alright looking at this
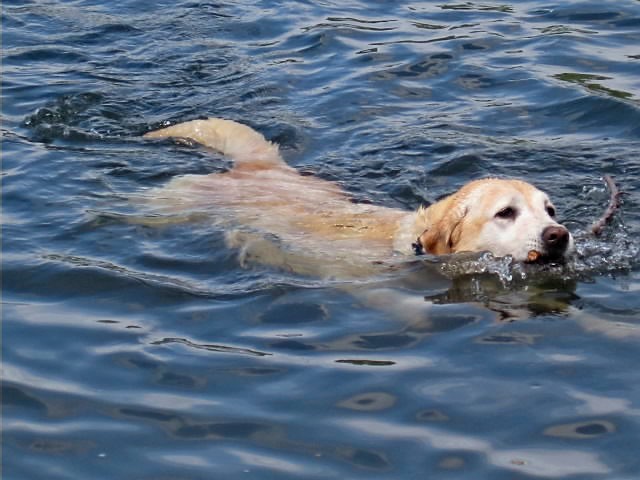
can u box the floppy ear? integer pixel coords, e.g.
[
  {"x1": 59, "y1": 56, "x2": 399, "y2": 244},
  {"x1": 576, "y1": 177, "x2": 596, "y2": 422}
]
[{"x1": 418, "y1": 197, "x2": 467, "y2": 255}]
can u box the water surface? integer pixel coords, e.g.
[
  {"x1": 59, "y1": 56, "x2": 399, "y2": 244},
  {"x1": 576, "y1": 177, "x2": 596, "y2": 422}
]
[{"x1": 3, "y1": 1, "x2": 640, "y2": 478}]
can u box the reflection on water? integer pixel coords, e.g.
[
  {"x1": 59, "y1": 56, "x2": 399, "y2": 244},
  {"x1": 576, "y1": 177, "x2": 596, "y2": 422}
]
[{"x1": 4, "y1": 0, "x2": 640, "y2": 479}]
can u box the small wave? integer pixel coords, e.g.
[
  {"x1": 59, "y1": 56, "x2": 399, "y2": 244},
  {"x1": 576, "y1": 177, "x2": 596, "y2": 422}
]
[
  {"x1": 573, "y1": 230, "x2": 640, "y2": 273},
  {"x1": 4, "y1": 47, "x2": 88, "y2": 63},
  {"x1": 435, "y1": 228, "x2": 639, "y2": 286},
  {"x1": 151, "y1": 337, "x2": 271, "y2": 357},
  {"x1": 23, "y1": 92, "x2": 109, "y2": 143}
]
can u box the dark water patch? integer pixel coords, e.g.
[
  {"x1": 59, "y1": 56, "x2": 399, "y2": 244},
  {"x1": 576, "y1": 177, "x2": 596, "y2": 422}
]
[
  {"x1": 68, "y1": 23, "x2": 143, "y2": 46},
  {"x1": 543, "y1": 8, "x2": 623, "y2": 24},
  {"x1": 22, "y1": 438, "x2": 95, "y2": 456},
  {"x1": 612, "y1": 16, "x2": 640, "y2": 28},
  {"x1": 174, "y1": 421, "x2": 269, "y2": 440},
  {"x1": 337, "y1": 392, "x2": 396, "y2": 412},
  {"x1": 335, "y1": 359, "x2": 396, "y2": 367},
  {"x1": 456, "y1": 72, "x2": 497, "y2": 90},
  {"x1": 353, "y1": 332, "x2": 417, "y2": 349},
  {"x1": 4, "y1": 47, "x2": 88, "y2": 63},
  {"x1": 117, "y1": 405, "x2": 282, "y2": 442},
  {"x1": 544, "y1": 419, "x2": 616, "y2": 439},
  {"x1": 24, "y1": 92, "x2": 105, "y2": 125},
  {"x1": 306, "y1": 19, "x2": 397, "y2": 34},
  {"x1": 428, "y1": 153, "x2": 490, "y2": 176},
  {"x1": 270, "y1": 338, "x2": 317, "y2": 351},
  {"x1": 3, "y1": 252, "x2": 256, "y2": 307},
  {"x1": 119, "y1": 407, "x2": 178, "y2": 423},
  {"x1": 157, "y1": 371, "x2": 201, "y2": 388},
  {"x1": 535, "y1": 95, "x2": 640, "y2": 136},
  {"x1": 440, "y1": 3, "x2": 513, "y2": 13},
  {"x1": 230, "y1": 366, "x2": 284, "y2": 377},
  {"x1": 535, "y1": 24, "x2": 598, "y2": 36},
  {"x1": 375, "y1": 53, "x2": 453, "y2": 81},
  {"x1": 477, "y1": 333, "x2": 538, "y2": 345},
  {"x1": 554, "y1": 73, "x2": 634, "y2": 100},
  {"x1": 337, "y1": 447, "x2": 391, "y2": 471},
  {"x1": 416, "y1": 409, "x2": 450, "y2": 422},
  {"x1": 21, "y1": 91, "x2": 148, "y2": 143},
  {"x1": 151, "y1": 337, "x2": 272, "y2": 357},
  {"x1": 3, "y1": 384, "x2": 49, "y2": 413}
]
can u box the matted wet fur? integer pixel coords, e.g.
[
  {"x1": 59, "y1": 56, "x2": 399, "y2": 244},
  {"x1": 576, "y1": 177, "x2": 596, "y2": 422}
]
[{"x1": 144, "y1": 117, "x2": 574, "y2": 280}]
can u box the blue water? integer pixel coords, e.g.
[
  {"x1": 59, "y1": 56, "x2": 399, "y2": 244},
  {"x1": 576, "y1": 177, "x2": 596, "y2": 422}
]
[{"x1": 3, "y1": 1, "x2": 640, "y2": 478}]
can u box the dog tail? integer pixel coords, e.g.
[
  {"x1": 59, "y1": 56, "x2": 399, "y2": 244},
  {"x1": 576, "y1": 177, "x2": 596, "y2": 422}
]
[{"x1": 144, "y1": 118, "x2": 285, "y2": 170}]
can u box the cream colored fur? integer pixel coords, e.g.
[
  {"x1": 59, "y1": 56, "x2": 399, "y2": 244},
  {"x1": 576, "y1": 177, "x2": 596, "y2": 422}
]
[{"x1": 144, "y1": 118, "x2": 574, "y2": 278}]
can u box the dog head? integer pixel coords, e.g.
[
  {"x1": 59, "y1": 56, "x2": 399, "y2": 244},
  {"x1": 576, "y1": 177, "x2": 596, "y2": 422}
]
[{"x1": 415, "y1": 179, "x2": 574, "y2": 263}]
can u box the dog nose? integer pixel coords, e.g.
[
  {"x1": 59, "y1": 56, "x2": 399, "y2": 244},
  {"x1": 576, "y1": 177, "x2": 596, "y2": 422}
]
[{"x1": 542, "y1": 225, "x2": 569, "y2": 254}]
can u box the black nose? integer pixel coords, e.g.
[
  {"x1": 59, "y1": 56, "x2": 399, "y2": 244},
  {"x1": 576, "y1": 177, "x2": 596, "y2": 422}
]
[{"x1": 542, "y1": 225, "x2": 569, "y2": 255}]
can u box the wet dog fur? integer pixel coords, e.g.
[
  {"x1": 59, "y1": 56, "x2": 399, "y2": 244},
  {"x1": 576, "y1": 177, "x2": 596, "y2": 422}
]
[{"x1": 144, "y1": 118, "x2": 574, "y2": 279}]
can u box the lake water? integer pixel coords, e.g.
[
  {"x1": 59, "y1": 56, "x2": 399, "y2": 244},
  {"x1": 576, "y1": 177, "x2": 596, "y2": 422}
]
[{"x1": 3, "y1": 1, "x2": 640, "y2": 478}]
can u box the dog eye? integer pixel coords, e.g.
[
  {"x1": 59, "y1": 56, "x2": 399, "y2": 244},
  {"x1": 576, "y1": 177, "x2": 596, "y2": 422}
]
[
  {"x1": 546, "y1": 206, "x2": 556, "y2": 217},
  {"x1": 495, "y1": 207, "x2": 516, "y2": 219}
]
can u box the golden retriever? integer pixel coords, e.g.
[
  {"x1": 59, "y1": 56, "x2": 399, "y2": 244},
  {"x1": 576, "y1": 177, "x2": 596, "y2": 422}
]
[{"x1": 144, "y1": 118, "x2": 574, "y2": 277}]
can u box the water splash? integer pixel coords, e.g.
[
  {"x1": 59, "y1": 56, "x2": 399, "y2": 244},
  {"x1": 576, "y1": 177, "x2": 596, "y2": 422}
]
[
  {"x1": 572, "y1": 230, "x2": 640, "y2": 273},
  {"x1": 432, "y1": 228, "x2": 639, "y2": 287},
  {"x1": 420, "y1": 234, "x2": 638, "y2": 318},
  {"x1": 437, "y1": 251, "x2": 518, "y2": 284}
]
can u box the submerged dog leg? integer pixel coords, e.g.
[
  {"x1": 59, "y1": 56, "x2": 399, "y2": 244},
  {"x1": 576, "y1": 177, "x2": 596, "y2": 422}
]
[
  {"x1": 350, "y1": 285, "x2": 494, "y2": 335},
  {"x1": 351, "y1": 286, "x2": 434, "y2": 322},
  {"x1": 144, "y1": 118, "x2": 285, "y2": 170}
]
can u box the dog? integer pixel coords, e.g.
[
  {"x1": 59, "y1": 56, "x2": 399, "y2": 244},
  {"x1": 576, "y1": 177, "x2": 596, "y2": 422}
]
[{"x1": 143, "y1": 118, "x2": 574, "y2": 278}]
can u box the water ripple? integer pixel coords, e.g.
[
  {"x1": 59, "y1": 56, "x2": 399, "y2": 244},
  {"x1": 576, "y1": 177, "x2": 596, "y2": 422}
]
[
  {"x1": 151, "y1": 337, "x2": 272, "y2": 357},
  {"x1": 4, "y1": 0, "x2": 640, "y2": 479}
]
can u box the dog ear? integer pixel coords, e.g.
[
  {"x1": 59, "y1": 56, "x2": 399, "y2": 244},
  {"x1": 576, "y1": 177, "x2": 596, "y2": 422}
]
[{"x1": 418, "y1": 200, "x2": 467, "y2": 255}]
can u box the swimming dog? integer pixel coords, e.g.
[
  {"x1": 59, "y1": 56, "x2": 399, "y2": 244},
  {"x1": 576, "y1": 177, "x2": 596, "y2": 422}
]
[{"x1": 144, "y1": 118, "x2": 574, "y2": 277}]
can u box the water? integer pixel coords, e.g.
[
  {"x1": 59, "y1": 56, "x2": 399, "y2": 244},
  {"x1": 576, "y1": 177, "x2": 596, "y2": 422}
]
[{"x1": 3, "y1": 0, "x2": 640, "y2": 478}]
